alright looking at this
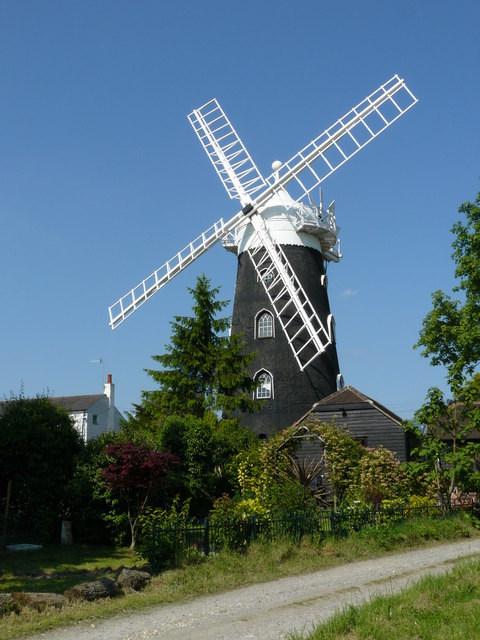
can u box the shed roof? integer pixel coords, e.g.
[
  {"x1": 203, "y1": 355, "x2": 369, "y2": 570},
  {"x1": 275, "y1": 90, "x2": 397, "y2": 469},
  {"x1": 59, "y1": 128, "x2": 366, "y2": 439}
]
[{"x1": 298, "y1": 386, "x2": 403, "y2": 426}]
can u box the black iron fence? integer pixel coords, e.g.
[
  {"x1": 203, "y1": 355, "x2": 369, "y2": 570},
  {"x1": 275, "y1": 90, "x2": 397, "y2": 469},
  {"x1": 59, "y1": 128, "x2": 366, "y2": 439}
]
[{"x1": 145, "y1": 501, "x2": 479, "y2": 572}]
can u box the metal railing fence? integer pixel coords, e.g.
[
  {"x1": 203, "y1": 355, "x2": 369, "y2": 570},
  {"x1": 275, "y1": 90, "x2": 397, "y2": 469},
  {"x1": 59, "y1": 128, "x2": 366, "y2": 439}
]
[{"x1": 145, "y1": 501, "x2": 479, "y2": 572}]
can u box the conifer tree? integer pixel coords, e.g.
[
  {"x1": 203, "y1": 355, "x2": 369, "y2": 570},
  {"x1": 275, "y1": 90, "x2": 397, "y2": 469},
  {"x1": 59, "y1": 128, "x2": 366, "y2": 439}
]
[{"x1": 143, "y1": 274, "x2": 256, "y2": 419}]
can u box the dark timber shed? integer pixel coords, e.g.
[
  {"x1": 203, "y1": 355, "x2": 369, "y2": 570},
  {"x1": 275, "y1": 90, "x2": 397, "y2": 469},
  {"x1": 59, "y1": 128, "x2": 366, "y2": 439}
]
[{"x1": 299, "y1": 385, "x2": 410, "y2": 462}]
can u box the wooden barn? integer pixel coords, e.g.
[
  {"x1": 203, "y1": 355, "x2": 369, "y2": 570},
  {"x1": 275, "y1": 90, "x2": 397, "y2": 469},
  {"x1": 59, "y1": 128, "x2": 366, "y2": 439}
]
[{"x1": 298, "y1": 385, "x2": 410, "y2": 462}]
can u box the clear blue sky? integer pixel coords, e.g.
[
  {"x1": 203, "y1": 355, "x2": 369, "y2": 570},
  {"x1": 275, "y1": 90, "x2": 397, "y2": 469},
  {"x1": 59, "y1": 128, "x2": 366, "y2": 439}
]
[{"x1": 1, "y1": 0, "x2": 479, "y2": 419}]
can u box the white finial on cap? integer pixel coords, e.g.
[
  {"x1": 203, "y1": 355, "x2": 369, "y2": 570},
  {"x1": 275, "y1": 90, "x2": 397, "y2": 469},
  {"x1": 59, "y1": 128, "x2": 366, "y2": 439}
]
[{"x1": 272, "y1": 160, "x2": 282, "y2": 181}]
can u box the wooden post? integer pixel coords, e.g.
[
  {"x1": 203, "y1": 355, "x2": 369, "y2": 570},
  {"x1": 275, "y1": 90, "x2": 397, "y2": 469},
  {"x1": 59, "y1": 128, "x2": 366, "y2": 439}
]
[
  {"x1": 203, "y1": 518, "x2": 210, "y2": 556},
  {"x1": 151, "y1": 522, "x2": 156, "y2": 573},
  {"x1": 2, "y1": 479, "x2": 12, "y2": 539}
]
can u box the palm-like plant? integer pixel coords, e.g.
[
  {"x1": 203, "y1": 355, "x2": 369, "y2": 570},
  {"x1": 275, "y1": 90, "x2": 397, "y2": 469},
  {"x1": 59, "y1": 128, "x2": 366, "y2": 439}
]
[{"x1": 283, "y1": 455, "x2": 329, "y2": 506}]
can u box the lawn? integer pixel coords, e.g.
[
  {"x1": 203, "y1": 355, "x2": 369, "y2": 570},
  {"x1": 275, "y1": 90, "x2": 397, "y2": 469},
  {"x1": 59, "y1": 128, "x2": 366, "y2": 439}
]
[
  {"x1": 0, "y1": 544, "x2": 135, "y2": 594},
  {"x1": 0, "y1": 515, "x2": 478, "y2": 639}
]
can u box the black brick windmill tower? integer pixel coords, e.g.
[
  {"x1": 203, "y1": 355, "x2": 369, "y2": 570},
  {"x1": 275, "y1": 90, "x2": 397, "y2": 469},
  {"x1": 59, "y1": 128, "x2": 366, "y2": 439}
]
[{"x1": 109, "y1": 75, "x2": 417, "y2": 437}]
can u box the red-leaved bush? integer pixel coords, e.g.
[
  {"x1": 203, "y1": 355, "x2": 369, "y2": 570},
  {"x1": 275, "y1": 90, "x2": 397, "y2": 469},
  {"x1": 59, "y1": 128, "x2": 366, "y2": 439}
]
[{"x1": 101, "y1": 442, "x2": 179, "y2": 548}]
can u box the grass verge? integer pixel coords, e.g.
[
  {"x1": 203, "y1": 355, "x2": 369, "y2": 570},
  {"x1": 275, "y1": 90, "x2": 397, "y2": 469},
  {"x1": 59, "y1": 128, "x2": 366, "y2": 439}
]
[
  {"x1": 0, "y1": 545, "x2": 134, "y2": 593},
  {"x1": 287, "y1": 557, "x2": 480, "y2": 640},
  {"x1": 0, "y1": 515, "x2": 478, "y2": 639}
]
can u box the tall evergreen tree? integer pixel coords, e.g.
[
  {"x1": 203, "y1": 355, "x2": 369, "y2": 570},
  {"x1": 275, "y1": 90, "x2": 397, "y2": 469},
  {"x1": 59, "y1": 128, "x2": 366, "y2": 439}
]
[{"x1": 143, "y1": 275, "x2": 257, "y2": 419}]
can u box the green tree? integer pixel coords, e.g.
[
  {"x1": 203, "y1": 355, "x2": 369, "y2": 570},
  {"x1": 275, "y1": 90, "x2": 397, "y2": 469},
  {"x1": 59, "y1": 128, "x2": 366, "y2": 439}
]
[
  {"x1": 70, "y1": 430, "x2": 180, "y2": 546},
  {"x1": 66, "y1": 430, "x2": 123, "y2": 545},
  {"x1": 405, "y1": 382, "x2": 480, "y2": 501},
  {"x1": 156, "y1": 412, "x2": 257, "y2": 516},
  {"x1": 120, "y1": 276, "x2": 258, "y2": 516},
  {"x1": 416, "y1": 191, "x2": 480, "y2": 388},
  {"x1": 0, "y1": 395, "x2": 84, "y2": 541},
  {"x1": 143, "y1": 274, "x2": 257, "y2": 419},
  {"x1": 157, "y1": 413, "x2": 217, "y2": 515},
  {"x1": 411, "y1": 190, "x2": 480, "y2": 498}
]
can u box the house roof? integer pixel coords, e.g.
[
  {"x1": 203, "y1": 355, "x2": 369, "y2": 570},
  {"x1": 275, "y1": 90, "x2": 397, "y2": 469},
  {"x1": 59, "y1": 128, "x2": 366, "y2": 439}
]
[
  {"x1": 49, "y1": 394, "x2": 105, "y2": 412},
  {"x1": 297, "y1": 385, "x2": 403, "y2": 426},
  {"x1": 0, "y1": 394, "x2": 105, "y2": 417},
  {"x1": 432, "y1": 400, "x2": 480, "y2": 440}
]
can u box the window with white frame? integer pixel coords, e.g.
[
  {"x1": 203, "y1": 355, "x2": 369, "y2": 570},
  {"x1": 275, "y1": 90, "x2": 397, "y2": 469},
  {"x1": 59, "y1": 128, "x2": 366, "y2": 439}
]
[
  {"x1": 257, "y1": 311, "x2": 273, "y2": 338},
  {"x1": 255, "y1": 371, "x2": 273, "y2": 399},
  {"x1": 258, "y1": 269, "x2": 274, "y2": 285}
]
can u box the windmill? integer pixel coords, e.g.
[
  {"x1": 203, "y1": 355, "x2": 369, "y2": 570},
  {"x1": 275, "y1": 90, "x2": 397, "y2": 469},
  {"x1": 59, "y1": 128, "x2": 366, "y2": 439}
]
[{"x1": 109, "y1": 75, "x2": 418, "y2": 437}]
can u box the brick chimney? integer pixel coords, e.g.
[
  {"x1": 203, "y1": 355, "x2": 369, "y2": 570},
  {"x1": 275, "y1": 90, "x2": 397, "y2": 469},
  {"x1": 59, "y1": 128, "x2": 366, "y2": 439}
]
[{"x1": 104, "y1": 374, "x2": 115, "y2": 431}]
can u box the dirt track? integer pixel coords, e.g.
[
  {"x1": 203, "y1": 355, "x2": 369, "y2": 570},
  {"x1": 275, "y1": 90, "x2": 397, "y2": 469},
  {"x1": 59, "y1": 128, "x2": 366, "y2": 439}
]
[{"x1": 33, "y1": 538, "x2": 480, "y2": 640}]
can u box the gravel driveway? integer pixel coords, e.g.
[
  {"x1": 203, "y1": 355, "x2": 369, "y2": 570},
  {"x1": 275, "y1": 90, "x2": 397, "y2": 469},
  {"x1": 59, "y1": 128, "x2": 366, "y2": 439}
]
[{"x1": 33, "y1": 538, "x2": 480, "y2": 640}]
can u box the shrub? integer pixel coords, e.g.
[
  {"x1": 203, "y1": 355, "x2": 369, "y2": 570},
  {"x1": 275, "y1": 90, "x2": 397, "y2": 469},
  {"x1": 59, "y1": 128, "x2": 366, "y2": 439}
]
[
  {"x1": 208, "y1": 495, "x2": 265, "y2": 551},
  {"x1": 358, "y1": 446, "x2": 407, "y2": 506},
  {"x1": 137, "y1": 497, "x2": 191, "y2": 571}
]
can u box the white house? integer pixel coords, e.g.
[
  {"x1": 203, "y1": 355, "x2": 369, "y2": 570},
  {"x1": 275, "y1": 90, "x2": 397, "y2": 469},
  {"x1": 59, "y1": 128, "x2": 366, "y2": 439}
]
[{"x1": 50, "y1": 374, "x2": 123, "y2": 442}]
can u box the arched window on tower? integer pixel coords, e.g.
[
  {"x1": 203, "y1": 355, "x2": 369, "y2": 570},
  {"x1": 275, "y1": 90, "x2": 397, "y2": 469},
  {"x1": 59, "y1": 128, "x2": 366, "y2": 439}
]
[
  {"x1": 256, "y1": 310, "x2": 274, "y2": 338},
  {"x1": 255, "y1": 370, "x2": 273, "y2": 399}
]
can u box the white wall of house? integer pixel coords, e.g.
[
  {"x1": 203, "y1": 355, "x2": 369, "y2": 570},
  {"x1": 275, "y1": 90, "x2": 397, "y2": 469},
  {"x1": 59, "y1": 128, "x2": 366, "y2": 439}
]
[
  {"x1": 69, "y1": 398, "x2": 122, "y2": 442},
  {"x1": 50, "y1": 374, "x2": 123, "y2": 442},
  {"x1": 70, "y1": 412, "x2": 88, "y2": 441}
]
